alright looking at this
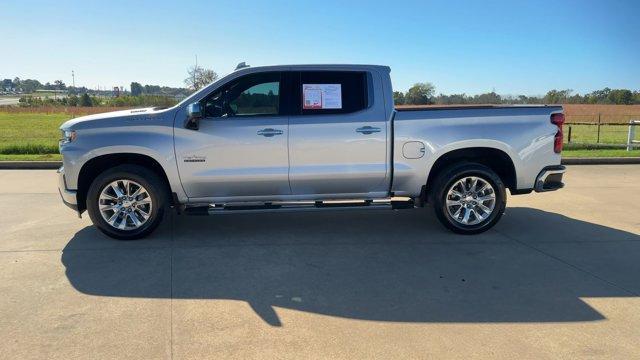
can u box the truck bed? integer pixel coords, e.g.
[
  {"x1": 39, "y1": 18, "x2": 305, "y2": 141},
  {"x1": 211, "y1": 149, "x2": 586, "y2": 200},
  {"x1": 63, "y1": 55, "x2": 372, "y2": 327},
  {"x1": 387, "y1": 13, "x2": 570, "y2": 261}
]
[
  {"x1": 390, "y1": 104, "x2": 563, "y2": 196},
  {"x1": 395, "y1": 104, "x2": 560, "y2": 111}
]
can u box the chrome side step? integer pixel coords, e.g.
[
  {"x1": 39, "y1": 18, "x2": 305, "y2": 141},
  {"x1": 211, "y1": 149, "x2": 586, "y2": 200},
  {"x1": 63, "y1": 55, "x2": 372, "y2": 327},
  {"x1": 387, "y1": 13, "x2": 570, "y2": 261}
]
[{"x1": 183, "y1": 198, "x2": 415, "y2": 216}]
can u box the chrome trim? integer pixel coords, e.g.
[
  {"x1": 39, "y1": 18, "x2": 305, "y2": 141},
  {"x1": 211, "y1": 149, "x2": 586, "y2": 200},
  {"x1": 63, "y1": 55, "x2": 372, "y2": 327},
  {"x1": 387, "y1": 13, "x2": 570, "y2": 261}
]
[
  {"x1": 355, "y1": 126, "x2": 381, "y2": 134},
  {"x1": 256, "y1": 128, "x2": 284, "y2": 137}
]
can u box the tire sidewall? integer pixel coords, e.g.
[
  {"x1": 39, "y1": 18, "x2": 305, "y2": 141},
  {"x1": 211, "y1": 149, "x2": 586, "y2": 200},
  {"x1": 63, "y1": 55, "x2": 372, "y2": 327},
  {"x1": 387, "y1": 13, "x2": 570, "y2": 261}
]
[
  {"x1": 433, "y1": 164, "x2": 506, "y2": 234},
  {"x1": 86, "y1": 166, "x2": 165, "y2": 240}
]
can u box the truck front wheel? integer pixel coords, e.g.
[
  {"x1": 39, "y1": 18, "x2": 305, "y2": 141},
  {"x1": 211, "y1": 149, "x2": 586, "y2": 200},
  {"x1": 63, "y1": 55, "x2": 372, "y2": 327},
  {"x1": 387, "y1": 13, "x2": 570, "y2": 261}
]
[
  {"x1": 431, "y1": 163, "x2": 506, "y2": 234},
  {"x1": 86, "y1": 165, "x2": 167, "y2": 240}
]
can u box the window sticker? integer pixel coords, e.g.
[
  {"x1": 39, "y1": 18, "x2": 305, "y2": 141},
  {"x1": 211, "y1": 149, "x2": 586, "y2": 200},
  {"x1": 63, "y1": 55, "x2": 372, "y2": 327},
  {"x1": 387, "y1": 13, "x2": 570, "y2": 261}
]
[{"x1": 302, "y1": 84, "x2": 342, "y2": 109}]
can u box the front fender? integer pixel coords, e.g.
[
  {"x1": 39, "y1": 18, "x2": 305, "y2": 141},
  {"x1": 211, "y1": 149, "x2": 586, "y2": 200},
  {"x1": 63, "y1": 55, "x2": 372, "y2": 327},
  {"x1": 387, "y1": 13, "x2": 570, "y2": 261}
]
[{"x1": 61, "y1": 134, "x2": 186, "y2": 202}]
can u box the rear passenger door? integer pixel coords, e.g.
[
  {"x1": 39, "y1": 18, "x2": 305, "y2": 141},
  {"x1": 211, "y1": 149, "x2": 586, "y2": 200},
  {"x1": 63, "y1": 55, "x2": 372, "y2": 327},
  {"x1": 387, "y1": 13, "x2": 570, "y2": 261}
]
[{"x1": 287, "y1": 70, "x2": 389, "y2": 196}]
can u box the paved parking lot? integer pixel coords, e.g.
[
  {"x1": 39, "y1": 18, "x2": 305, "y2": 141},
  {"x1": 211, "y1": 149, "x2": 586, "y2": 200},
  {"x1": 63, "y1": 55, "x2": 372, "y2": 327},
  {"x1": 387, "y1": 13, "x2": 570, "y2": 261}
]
[{"x1": 1, "y1": 165, "x2": 639, "y2": 359}]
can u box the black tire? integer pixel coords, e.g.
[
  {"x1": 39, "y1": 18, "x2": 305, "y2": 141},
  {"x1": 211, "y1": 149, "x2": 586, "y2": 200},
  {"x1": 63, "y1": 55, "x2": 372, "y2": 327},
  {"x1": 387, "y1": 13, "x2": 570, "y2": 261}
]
[
  {"x1": 86, "y1": 164, "x2": 167, "y2": 240},
  {"x1": 430, "y1": 162, "x2": 506, "y2": 234}
]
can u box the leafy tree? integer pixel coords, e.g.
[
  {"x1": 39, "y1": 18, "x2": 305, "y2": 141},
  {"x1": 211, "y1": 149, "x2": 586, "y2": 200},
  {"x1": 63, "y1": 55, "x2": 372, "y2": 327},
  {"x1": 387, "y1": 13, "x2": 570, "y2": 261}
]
[
  {"x1": 404, "y1": 82, "x2": 435, "y2": 105},
  {"x1": 130, "y1": 82, "x2": 143, "y2": 96},
  {"x1": 79, "y1": 93, "x2": 92, "y2": 106},
  {"x1": 2, "y1": 79, "x2": 12, "y2": 91},
  {"x1": 567, "y1": 94, "x2": 585, "y2": 104},
  {"x1": 12, "y1": 77, "x2": 21, "y2": 91},
  {"x1": 144, "y1": 84, "x2": 162, "y2": 94},
  {"x1": 435, "y1": 93, "x2": 468, "y2": 105},
  {"x1": 607, "y1": 89, "x2": 633, "y2": 105},
  {"x1": 53, "y1": 80, "x2": 66, "y2": 90},
  {"x1": 585, "y1": 88, "x2": 611, "y2": 104},
  {"x1": 67, "y1": 95, "x2": 79, "y2": 106},
  {"x1": 473, "y1": 92, "x2": 502, "y2": 104},
  {"x1": 15, "y1": 79, "x2": 40, "y2": 93},
  {"x1": 184, "y1": 65, "x2": 218, "y2": 91},
  {"x1": 393, "y1": 91, "x2": 405, "y2": 105},
  {"x1": 544, "y1": 89, "x2": 572, "y2": 104}
]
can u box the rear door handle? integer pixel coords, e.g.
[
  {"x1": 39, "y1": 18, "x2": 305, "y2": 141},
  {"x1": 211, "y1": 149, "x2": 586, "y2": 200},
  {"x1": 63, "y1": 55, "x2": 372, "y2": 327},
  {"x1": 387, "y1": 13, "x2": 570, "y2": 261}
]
[
  {"x1": 356, "y1": 126, "x2": 381, "y2": 135},
  {"x1": 257, "y1": 128, "x2": 284, "y2": 137}
]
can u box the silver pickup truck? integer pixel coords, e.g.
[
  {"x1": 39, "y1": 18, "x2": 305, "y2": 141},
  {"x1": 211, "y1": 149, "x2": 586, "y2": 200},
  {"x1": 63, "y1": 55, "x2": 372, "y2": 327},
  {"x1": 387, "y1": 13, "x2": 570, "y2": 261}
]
[{"x1": 58, "y1": 64, "x2": 565, "y2": 239}]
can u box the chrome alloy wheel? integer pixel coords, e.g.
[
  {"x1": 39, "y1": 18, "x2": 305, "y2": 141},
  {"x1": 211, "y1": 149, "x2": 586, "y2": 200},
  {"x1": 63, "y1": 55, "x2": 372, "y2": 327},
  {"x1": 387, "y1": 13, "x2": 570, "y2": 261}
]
[
  {"x1": 98, "y1": 179, "x2": 152, "y2": 230},
  {"x1": 445, "y1": 176, "x2": 496, "y2": 226}
]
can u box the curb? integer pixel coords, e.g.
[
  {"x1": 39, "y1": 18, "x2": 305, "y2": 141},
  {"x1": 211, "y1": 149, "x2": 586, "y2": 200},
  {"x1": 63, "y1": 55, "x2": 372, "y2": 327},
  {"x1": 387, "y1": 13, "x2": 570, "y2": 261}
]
[
  {"x1": 562, "y1": 157, "x2": 640, "y2": 165},
  {"x1": 0, "y1": 158, "x2": 639, "y2": 169},
  {"x1": 0, "y1": 161, "x2": 62, "y2": 169}
]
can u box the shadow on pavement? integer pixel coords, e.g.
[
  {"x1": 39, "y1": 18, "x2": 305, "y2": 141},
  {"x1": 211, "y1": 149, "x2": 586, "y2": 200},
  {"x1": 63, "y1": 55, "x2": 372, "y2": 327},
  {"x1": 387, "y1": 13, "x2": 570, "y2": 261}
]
[{"x1": 61, "y1": 207, "x2": 639, "y2": 326}]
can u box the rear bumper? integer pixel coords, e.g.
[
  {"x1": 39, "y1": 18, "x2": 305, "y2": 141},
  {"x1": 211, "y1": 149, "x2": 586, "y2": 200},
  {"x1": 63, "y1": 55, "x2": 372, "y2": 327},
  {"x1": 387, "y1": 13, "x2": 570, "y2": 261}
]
[
  {"x1": 534, "y1": 165, "x2": 566, "y2": 192},
  {"x1": 57, "y1": 166, "x2": 78, "y2": 211}
]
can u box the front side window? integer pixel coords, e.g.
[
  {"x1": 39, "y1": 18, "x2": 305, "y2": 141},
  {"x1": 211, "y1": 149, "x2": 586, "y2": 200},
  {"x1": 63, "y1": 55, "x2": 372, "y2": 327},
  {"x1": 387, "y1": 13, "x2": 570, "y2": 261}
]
[{"x1": 202, "y1": 72, "x2": 281, "y2": 118}]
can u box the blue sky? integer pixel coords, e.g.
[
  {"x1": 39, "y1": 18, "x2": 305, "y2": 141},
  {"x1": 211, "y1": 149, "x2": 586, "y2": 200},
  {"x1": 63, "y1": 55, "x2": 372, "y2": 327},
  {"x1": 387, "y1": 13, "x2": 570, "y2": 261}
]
[{"x1": 2, "y1": 0, "x2": 639, "y2": 95}]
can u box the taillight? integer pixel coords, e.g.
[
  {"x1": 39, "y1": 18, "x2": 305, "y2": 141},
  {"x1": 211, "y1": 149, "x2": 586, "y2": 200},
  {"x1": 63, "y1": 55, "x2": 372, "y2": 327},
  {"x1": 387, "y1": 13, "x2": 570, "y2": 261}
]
[{"x1": 551, "y1": 113, "x2": 564, "y2": 153}]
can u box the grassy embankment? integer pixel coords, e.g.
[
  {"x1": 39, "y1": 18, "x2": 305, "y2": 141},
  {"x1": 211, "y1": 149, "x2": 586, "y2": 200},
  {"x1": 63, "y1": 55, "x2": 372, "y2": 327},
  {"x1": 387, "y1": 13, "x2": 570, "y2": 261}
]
[
  {"x1": 0, "y1": 112, "x2": 68, "y2": 160},
  {"x1": 0, "y1": 107, "x2": 124, "y2": 161}
]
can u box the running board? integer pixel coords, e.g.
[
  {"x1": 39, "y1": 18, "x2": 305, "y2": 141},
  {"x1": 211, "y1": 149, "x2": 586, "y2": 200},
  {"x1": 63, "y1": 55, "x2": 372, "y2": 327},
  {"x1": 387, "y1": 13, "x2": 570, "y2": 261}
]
[{"x1": 183, "y1": 198, "x2": 415, "y2": 216}]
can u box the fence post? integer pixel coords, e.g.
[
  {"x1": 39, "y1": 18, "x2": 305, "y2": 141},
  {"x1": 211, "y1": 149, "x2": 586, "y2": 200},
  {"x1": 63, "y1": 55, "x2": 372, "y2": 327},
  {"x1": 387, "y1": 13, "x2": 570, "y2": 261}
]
[
  {"x1": 567, "y1": 125, "x2": 572, "y2": 143},
  {"x1": 628, "y1": 120, "x2": 638, "y2": 151},
  {"x1": 596, "y1": 113, "x2": 601, "y2": 143}
]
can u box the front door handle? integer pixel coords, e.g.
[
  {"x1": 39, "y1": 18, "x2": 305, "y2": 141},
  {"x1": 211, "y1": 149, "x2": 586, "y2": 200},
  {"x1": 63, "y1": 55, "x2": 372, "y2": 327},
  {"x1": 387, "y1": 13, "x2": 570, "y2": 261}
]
[
  {"x1": 257, "y1": 128, "x2": 284, "y2": 137},
  {"x1": 356, "y1": 126, "x2": 381, "y2": 135}
]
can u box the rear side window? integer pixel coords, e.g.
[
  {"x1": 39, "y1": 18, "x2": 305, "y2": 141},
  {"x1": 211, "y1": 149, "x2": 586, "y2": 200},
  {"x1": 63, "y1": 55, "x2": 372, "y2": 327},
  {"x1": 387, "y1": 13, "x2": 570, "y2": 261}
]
[{"x1": 292, "y1": 71, "x2": 368, "y2": 115}]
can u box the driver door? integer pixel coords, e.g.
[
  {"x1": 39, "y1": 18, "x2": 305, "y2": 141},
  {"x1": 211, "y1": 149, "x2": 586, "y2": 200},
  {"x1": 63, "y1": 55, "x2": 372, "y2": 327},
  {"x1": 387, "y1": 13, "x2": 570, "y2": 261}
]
[{"x1": 174, "y1": 71, "x2": 290, "y2": 199}]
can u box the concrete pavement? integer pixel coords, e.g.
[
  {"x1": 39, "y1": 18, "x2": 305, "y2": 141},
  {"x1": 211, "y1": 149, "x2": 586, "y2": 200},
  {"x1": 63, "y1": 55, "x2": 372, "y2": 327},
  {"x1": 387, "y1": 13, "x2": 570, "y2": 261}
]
[
  {"x1": 0, "y1": 97, "x2": 20, "y2": 106},
  {"x1": 0, "y1": 166, "x2": 639, "y2": 359}
]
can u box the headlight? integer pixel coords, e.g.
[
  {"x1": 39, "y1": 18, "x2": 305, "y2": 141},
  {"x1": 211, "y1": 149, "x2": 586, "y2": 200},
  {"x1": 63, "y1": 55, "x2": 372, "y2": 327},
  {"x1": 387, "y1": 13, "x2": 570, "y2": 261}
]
[{"x1": 60, "y1": 129, "x2": 77, "y2": 144}]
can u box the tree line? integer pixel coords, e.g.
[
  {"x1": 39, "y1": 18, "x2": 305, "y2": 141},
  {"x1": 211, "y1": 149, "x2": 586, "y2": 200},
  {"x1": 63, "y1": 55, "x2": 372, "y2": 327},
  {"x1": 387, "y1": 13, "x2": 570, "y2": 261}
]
[
  {"x1": 2, "y1": 76, "x2": 191, "y2": 98},
  {"x1": 5, "y1": 70, "x2": 639, "y2": 107},
  {"x1": 394, "y1": 83, "x2": 640, "y2": 105},
  {"x1": 129, "y1": 82, "x2": 191, "y2": 98},
  {"x1": 2, "y1": 78, "x2": 68, "y2": 93}
]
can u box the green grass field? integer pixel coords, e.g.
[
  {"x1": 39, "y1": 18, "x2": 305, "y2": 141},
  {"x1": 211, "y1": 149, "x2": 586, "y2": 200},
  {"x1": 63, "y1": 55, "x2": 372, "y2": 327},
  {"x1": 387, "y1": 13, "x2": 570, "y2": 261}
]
[
  {"x1": 562, "y1": 149, "x2": 640, "y2": 158},
  {"x1": 564, "y1": 124, "x2": 632, "y2": 144},
  {"x1": 0, "y1": 111, "x2": 638, "y2": 161},
  {"x1": 0, "y1": 113, "x2": 70, "y2": 155},
  {"x1": 0, "y1": 154, "x2": 62, "y2": 161}
]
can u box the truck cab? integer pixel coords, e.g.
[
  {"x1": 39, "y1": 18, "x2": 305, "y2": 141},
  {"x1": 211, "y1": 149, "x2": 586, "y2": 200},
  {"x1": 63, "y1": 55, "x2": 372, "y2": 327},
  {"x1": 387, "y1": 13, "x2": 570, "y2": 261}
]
[{"x1": 174, "y1": 66, "x2": 392, "y2": 202}]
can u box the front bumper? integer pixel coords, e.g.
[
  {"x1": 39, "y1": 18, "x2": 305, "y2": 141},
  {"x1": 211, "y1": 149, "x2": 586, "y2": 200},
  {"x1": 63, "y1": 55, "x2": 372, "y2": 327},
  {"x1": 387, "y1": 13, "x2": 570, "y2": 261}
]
[
  {"x1": 534, "y1": 165, "x2": 566, "y2": 192},
  {"x1": 57, "y1": 166, "x2": 79, "y2": 212}
]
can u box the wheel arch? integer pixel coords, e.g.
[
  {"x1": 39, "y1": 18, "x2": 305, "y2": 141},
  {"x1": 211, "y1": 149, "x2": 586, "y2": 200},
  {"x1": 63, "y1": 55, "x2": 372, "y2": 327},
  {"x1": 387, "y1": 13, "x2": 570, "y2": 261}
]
[
  {"x1": 76, "y1": 153, "x2": 172, "y2": 213},
  {"x1": 423, "y1": 147, "x2": 517, "y2": 202}
]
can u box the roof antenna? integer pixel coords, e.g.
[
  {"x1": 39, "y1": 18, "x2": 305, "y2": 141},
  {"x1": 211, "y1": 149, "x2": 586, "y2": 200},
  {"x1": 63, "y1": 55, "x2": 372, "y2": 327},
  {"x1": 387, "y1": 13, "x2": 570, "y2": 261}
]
[{"x1": 235, "y1": 62, "x2": 250, "y2": 70}]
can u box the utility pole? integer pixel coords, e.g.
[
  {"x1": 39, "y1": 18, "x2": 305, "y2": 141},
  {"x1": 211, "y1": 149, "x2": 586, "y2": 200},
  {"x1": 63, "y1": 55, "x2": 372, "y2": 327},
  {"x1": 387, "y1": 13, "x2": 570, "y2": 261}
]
[
  {"x1": 71, "y1": 70, "x2": 75, "y2": 88},
  {"x1": 194, "y1": 55, "x2": 198, "y2": 90}
]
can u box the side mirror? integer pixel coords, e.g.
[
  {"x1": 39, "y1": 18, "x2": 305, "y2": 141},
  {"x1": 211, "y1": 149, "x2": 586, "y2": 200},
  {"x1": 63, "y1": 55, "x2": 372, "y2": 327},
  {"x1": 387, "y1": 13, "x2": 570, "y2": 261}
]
[{"x1": 185, "y1": 102, "x2": 203, "y2": 130}]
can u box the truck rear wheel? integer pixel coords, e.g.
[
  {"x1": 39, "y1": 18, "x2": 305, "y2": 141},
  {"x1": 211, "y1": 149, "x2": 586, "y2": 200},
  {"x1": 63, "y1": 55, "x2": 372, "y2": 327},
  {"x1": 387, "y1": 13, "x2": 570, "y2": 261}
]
[
  {"x1": 86, "y1": 165, "x2": 167, "y2": 240},
  {"x1": 431, "y1": 163, "x2": 506, "y2": 234}
]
